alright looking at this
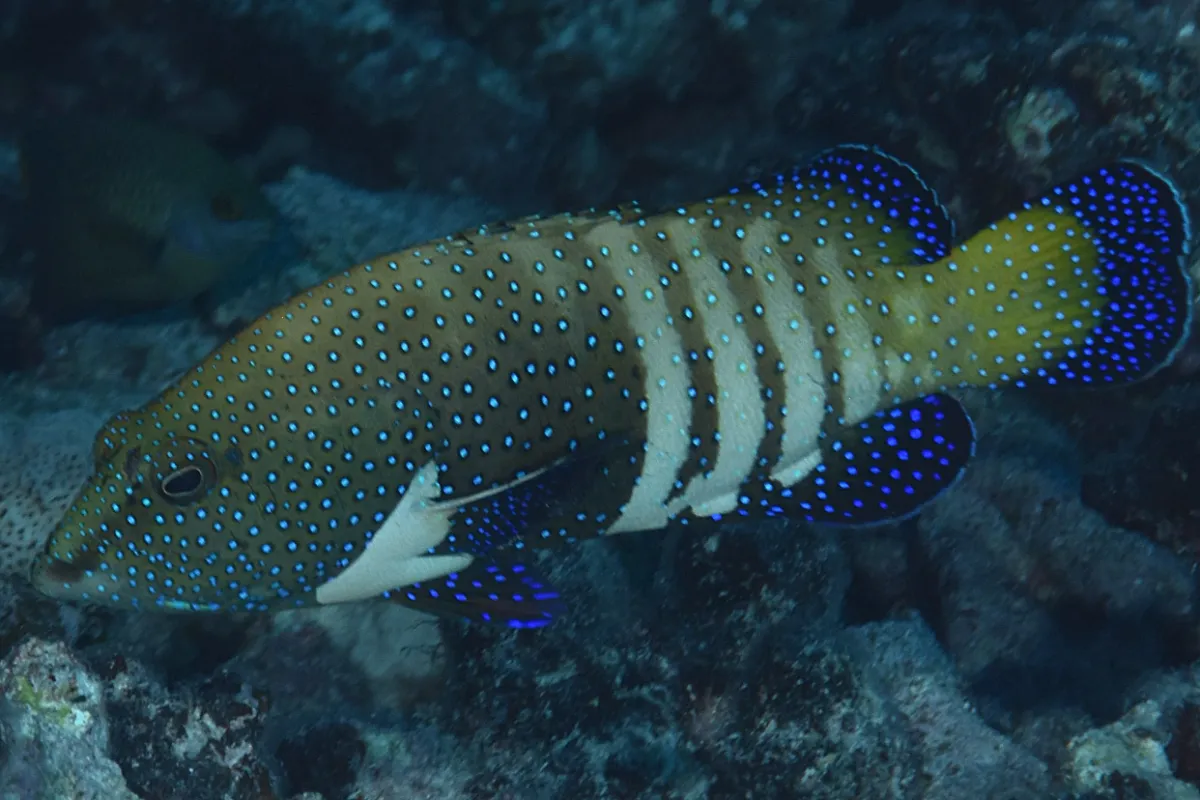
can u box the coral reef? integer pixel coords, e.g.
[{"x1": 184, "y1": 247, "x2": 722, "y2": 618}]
[
  {"x1": 1068, "y1": 700, "x2": 1200, "y2": 799},
  {"x1": 0, "y1": 638, "x2": 139, "y2": 799},
  {"x1": 0, "y1": 410, "x2": 101, "y2": 579}
]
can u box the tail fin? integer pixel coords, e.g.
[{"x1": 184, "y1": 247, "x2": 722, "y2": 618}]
[{"x1": 917, "y1": 161, "x2": 1192, "y2": 389}]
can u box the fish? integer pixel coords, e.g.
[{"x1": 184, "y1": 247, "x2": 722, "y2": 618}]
[
  {"x1": 17, "y1": 115, "x2": 279, "y2": 322},
  {"x1": 30, "y1": 145, "x2": 1193, "y2": 628}
]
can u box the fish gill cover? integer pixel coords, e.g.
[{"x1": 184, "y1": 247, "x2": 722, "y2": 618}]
[{"x1": 1, "y1": 1, "x2": 1200, "y2": 799}]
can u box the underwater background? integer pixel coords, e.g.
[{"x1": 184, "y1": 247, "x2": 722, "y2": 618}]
[{"x1": 1, "y1": 1, "x2": 1200, "y2": 798}]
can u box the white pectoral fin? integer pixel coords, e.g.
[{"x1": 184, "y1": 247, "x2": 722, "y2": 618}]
[
  {"x1": 314, "y1": 459, "x2": 557, "y2": 605},
  {"x1": 316, "y1": 460, "x2": 468, "y2": 605}
]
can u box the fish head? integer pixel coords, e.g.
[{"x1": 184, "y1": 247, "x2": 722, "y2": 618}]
[{"x1": 31, "y1": 409, "x2": 275, "y2": 612}]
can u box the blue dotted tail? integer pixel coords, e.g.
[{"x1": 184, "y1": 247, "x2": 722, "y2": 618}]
[
  {"x1": 1024, "y1": 161, "x2": 1192, "y2": 386},
  {"x1": 384, "y1": 555, "x2": 565, "y2": 629},
  {"x1": 776, "y1": 393, "x2": 975, "y2": 527}
]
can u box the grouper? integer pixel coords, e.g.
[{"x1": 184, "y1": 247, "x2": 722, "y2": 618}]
[{"x1": 31, "y1": 146, "x2": 1193, "y2": 628}]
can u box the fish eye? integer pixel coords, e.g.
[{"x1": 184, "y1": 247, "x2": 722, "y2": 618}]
[
  {"x1": 157, "y1": 463, "x2": 213, "y2": 505},
  {"x1": 210, "y1": 193, "x2": 243, "y2": 222}
]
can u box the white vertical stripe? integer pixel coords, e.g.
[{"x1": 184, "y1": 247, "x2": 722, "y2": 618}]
[
  {"x1": 814, "y1": 248, "x2": 881, "y2": 426},
  {"x1": 664, "y1": 222, "x2": 767, "y2": 520},
  {"x1": 592, "y1": 215, "x2": 886, "y2": 532},
  {"x1": 591, "y1": 225, "x2": 693, "y2": 535},
  {"x1": 738, "y1": 225, "x2": 830, "y2": 488}
]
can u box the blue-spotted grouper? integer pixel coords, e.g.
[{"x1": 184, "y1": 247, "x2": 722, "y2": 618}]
[{"x1": 31, "y1": 146, "x2": 1193, "y2": 628}]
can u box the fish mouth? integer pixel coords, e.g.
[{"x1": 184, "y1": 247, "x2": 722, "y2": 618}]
[{"x1": 29, "y1": 553, "x2": 88, "y2": 595}]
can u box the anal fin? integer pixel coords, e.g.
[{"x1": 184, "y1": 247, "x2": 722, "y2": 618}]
[{"x1": 772, "y1": 393, "x2": 975, "y2": 526}]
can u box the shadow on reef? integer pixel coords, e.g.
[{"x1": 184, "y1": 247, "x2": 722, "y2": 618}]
[
  {"x1": 968, "y1": 600, "x2": 1197, "y2": 722},
  {"x1": 435, "y1": 527, "x2": 925, "y2": 798},
  {"x1": 274, "y1": 722, "x2": 365, "y2": 800}
]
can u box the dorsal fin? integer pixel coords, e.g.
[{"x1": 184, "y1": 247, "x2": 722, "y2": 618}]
[{"x1": 730, "y1": 144, "x2": 955, "y2": 267}]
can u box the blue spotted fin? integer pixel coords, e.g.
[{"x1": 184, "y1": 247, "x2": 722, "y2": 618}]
[
  {"x1": 764, "y1": 143, "x2": 956, "y2": 265},
  {"x1": 436, "y1": 452, "x2": 590, "y2": 555},
  {"x1": 434, "y1": 434, "x2": 648, "y2": 553},
  {"x1": 775, "y1": 393, "x2": 974, "y2": 526},
  {"x1": 384, "y1": 552, "x2": 565, "y2": 629},
  {"x1": 377, "y1": 447, "x2": 632, "y2": 627}
]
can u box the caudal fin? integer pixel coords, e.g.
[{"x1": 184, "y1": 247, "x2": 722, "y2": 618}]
[{"x1": 920, "y1": 161, "x2": 1192, "y2": 389}]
